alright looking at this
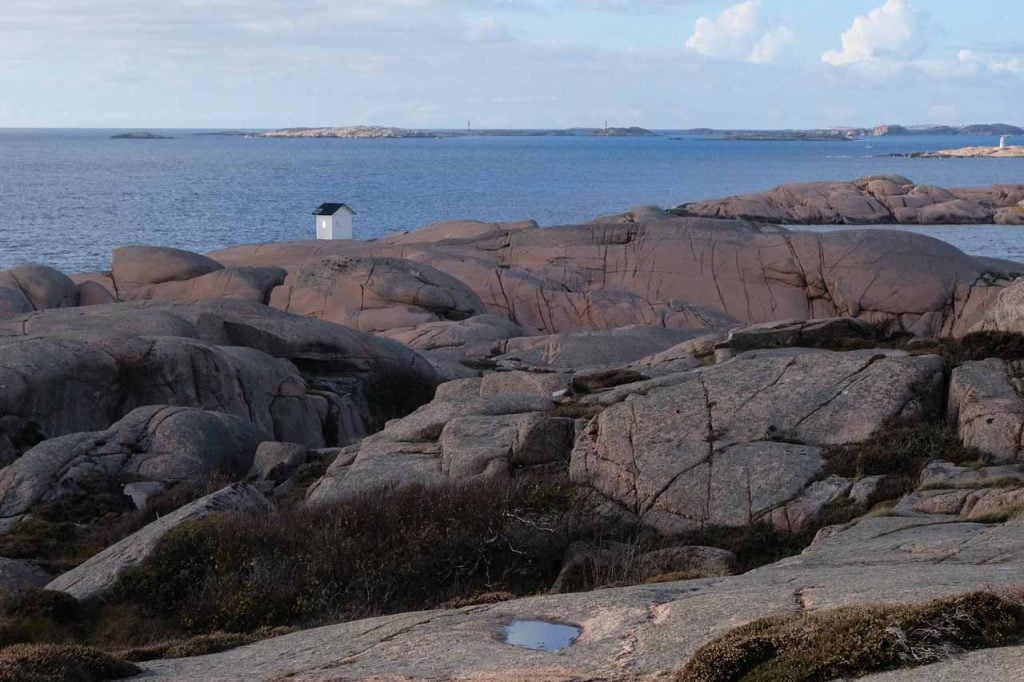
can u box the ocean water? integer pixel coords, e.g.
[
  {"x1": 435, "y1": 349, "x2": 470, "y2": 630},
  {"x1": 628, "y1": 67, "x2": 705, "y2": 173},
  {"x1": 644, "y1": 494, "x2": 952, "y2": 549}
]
[{"x1": 1, "y1": 129, "x2": 1022, "y2": 272}]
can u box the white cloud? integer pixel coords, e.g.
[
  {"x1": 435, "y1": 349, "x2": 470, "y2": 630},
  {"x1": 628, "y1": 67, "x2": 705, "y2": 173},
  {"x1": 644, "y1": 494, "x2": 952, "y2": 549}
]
[
  {"x1": 749, "y1": 26, "x2": 794, "y2": 65},
  {"x1": 959, "y1": 49, "x2": 1024, "y2": 75},
  {"x1": 822, "y1": 0, "x2": 917, "y2": 67},
  {"x1": 685, "y1": 0, "x2": 792, "y2": 64}
]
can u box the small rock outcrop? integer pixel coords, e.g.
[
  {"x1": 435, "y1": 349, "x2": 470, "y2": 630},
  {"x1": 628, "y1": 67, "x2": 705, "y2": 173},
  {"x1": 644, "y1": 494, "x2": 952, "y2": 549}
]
[
  {"x1": 571, "y1": 348, "x2": 945, "y2": 533},
  {"x1": 45, "y1": 483, "x2": 270, "y2": 602}
]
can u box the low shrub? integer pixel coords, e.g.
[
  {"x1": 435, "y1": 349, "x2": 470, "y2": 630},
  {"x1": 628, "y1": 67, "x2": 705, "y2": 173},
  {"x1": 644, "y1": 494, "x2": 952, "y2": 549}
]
[
  {"x1": 113, "y1": 477, "x2": 580, "y2": 633},
  {"x1": 823, "y1": 419, "x2": 983, "y2": 499},
  {"x1": 668, "y1": 523, "x2": 812, "y2": 574},
  {"x1": 0, "y1": 643, "x2": 139, "y2": 682},
  {"x1": 927, "y1": 330, "x2": 1024, "y2": 366},
  {"x1": 677, "y1": 591, "x2": 1024, "y2": 682},
  {"x1": 116, "y1": 627, "x2": 294, "y2": 662},
  {"x1": 572, "y1": 370, "x2": 649, "y2": 394}
]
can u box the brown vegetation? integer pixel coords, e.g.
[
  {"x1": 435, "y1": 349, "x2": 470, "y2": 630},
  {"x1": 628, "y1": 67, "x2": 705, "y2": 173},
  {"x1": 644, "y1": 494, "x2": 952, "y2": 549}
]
[
  {"x1": 0, "y1": 643, "x2": 139, "y2": 682},
  {"x1": 677, "y1": 591, "x2": 1024, "y2": 682}
]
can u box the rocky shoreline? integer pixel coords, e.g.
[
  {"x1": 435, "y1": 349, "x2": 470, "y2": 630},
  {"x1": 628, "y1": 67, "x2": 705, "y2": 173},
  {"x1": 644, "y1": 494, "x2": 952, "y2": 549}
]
[
  {"x1": 895, "y1": 146, "x2": 1024, "y2": 159},
  {"x1": 2, "y1": 198, "x2": 1024, "y2": 679},
  {"x1": 675, "y1": 176, "x2": 1024, "y2": 225}
]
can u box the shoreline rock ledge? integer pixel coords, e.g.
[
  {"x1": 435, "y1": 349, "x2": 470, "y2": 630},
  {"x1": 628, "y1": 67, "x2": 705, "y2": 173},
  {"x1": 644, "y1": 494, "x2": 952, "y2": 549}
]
[{"x1": 674, "y1": 176, "x2": 1024, "y2": 225}]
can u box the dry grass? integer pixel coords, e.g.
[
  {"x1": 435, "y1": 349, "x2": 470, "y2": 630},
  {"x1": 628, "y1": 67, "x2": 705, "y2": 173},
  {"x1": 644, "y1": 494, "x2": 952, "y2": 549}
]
[
  {"x1": 112, "y1": 477, "x2": 581, "y2": 633},
  {"x1": 0, "y1": 643, "x2": 139, "y2": 682},
  {"x1": 677, "y1": 591, "x2": 1024, "y2": 682},
  {"x1": 823, "y1": 419, "x2": 984, "y2": 500}
]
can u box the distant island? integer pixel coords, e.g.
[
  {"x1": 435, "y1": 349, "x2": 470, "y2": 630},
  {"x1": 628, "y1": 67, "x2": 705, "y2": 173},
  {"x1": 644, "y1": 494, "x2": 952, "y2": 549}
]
[
  {"x1": 260, "y1": 126, "x2": 439, "y2": 139},
  {"x1": 258, "y1": 125, "x2": 659, "y2": 139},
  {"x1": 246, "y1": 123, "x2": 1023, "y2": 141},
  {"x1": 873, "y1": 123, "x2": 1024, "y2": 136},
  {"x1": 676, "y1": 123, "x2": 1022, "y2": 141},
  {"x1": 583, "y1": 126, "x2": 657, "y2": 137},
  {"x1": 721, "y1": 129, "x2": 857, "y2": 142},
  {"x1": 896, "y1": 145, "x2": 1024, "y2": 159},
  {"x1": 110, "y1": 131, "x2": 174, "y2": 140}
]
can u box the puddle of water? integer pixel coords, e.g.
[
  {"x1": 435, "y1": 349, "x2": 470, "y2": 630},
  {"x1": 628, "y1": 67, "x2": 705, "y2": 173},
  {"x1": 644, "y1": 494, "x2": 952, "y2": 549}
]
[{"x1": 504, "y1": 619, "x2": 581, "y2": 652}]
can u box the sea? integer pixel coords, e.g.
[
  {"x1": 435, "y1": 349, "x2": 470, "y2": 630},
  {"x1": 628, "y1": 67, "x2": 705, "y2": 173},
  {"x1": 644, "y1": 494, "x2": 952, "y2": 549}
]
[{"x1": 1, "y1": 129, "x2": 1022, "y2": 272}]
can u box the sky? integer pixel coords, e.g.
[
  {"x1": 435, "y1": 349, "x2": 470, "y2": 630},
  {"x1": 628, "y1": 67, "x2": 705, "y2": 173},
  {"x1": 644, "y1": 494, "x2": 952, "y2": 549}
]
[{"x1": 1, "y1": 0, "x2": 1022, "y2": 129}]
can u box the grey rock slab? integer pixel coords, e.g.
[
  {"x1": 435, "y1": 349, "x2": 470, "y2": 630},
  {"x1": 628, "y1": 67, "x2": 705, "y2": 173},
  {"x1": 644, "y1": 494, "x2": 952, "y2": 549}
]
[{"x1": 47, "y1": 483, "x2": 270, "y2": 602}]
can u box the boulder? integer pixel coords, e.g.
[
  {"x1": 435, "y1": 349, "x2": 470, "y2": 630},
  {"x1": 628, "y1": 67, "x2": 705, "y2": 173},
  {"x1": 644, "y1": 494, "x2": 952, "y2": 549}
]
[
  {"x1": 119, "y1": 266, "x2": 286, "y2": 304},
  {"x1": 0, "y1": 406, "x2": 265, "y2": 523},
  {"x1": 0, "y1": 299, "x2": 440, "y2": 443},
  {"x1": 123, "y1": 481, "x2": 168, "y2": 511},
  {"x1": 111, "y1": 246, "x2": 223, "y2": 289},
  {"x1": 571, "y1": 349, "x2": 946, "y2": 532},
  {"x1": 307, "y1": 376, "x2": 569, "y2": 504},
  {"x1": 268, "y1": 255, "x2": 486, "y2": 331},
  {"x1": 250, "y1": 442, "x2": 307, "y2": 483},
  {"x1": 6, "y1": 265, "x2": 78, "y2": 310},
  {"x1": 726, "y1": 317, "x2": 883, "y2": 353},
  {"x1": 494, "y1": 326, "x2": 702, "y2": 371},
  {"x1": 947, "y1": 359, "x2": 1024, "y2": 462},
  {"x1": 45, "y1": 483, "x2": 270, "y2": 602}
]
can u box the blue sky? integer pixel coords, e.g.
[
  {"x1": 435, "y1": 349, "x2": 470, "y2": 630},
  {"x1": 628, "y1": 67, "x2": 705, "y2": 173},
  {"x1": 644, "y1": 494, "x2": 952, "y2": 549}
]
[{"x1": 1, "y1": 0, "x2": 1021, "y2": 128}]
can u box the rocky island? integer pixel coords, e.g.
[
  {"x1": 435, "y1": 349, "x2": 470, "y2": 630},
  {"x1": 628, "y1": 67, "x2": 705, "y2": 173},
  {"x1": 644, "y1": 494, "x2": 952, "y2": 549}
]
[
  {"x1": 899, "y1": 145, "x2": 1024, "y2": 159},
  {"x1": 2, "y1": 192, "x2": 1024, "y2": 680},
  {"x1": 110, "y1": 131, "x2": 174, "y2": 140},
  {"x1": 259, "y1": 125, "x2": 439, "y2": 139}
]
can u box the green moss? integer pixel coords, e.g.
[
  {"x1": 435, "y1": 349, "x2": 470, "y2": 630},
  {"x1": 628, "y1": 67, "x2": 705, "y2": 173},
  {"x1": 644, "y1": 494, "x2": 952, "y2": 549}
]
[{"x1": 677, "y1": 592, "x2": 1024, "y2": 682}]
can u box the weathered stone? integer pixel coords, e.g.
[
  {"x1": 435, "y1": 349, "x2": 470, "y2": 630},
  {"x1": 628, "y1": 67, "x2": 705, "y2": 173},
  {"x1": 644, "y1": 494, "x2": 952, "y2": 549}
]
[
  {"x1": 0, "y1": 557, "x2": 52, "y2": 595},
  {"x1": 268, "y1": 255, "x2": 486, "y2": 332},
  {"x1": 919, "y1": 460, "x2": 1024, "y2": 490},
  {"x1": 494, "y1": 326, "x2": 700, "y2": 371},
  {"x1": 250, "y1": 442, "x2": 307, "y2": 483},
  {"x1": 0, "y1": 406, "x2": 264, "y2": 523},
  {"x1": 676, "y1": 177, "x2": 1021, "y2": 225},
  {"x1": 211, "y1": 217, "x2": 1023, "y2": 338},
  {"x1": 123, "y1": 481, "x2": 168, "y2": 511},
  {"x1": 948, "y1": 359, "x2": 1024, "y2": 462},
  {"x1": 112, "y1": 245, "x2": 223, "y2": 289},
  {"x1": 571, "y1": 349, "x2": 946, "y2": 532},
  {"x1": 6, "y1": 264, "x2": 78, "y2": 310},
  {"x1": 120, "y1": 266, "x2": 286, "y2": 304},
  {"x1": 726, "y1": 317, "x2": 882, "y2": 353},
  {"x1": 770, "y1": 475, "x2": 855, "y2": 533},
  {"x1": 46, "y1": 483, "x2": 270, "y2": 602}
]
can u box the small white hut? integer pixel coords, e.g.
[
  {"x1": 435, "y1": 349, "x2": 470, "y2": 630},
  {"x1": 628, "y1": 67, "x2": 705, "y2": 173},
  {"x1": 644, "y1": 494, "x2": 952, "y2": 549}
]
[{"x1": 313, "y1": 203, "x2": 356, "y2": 240}]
